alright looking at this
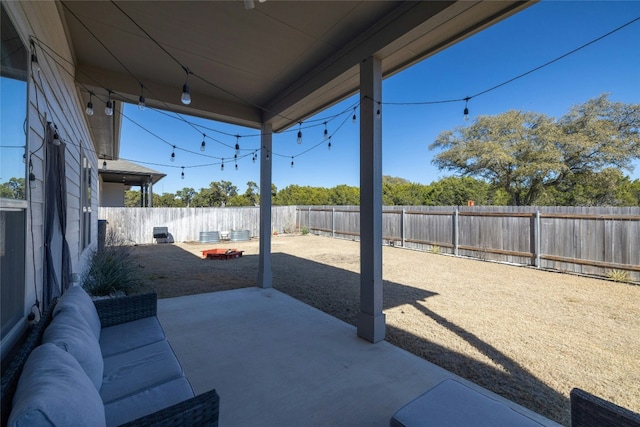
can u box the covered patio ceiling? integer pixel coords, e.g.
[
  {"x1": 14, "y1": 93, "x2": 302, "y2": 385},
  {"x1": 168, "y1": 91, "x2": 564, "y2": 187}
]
[{"x1": 60, "y1": 0, "x2": 534, "y2": 158}]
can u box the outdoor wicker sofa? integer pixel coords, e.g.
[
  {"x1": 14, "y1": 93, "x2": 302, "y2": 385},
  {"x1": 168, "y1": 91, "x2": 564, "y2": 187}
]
[
  {"x1": 570, "y1": 387, "x2": 640, "y2": 427},
  {"x1": 1, "y1": 288, "x2": 219, "y2": 427}
]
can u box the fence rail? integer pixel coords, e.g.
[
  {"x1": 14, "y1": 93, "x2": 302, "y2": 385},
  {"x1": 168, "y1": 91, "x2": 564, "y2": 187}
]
[
  {"x1": 296, "y1": 205, "x2": 640, "y2": 282},
  {"x1": 98, "y1": 205, "x2": 639, "y2": 282},
  {"x1": 99, "y1": 206, "x2": 297, "y2": 244}
]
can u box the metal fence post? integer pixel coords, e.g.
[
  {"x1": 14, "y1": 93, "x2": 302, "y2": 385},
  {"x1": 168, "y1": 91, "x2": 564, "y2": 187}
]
[
  {"x1": 453, "y1": 208, "x2": 459, "y2": 256},
  {"x1": 332, "y1": 207, "x2": 335, "y2": 238},
  {"x1": 401, "y1": 208, "x2": 406, "y2": 248},
  {"x1": 535, "y1": 210, "x2": 541, "y2": 268}
]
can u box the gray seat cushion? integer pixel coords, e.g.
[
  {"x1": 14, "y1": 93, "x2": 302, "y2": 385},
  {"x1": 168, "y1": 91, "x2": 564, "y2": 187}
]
[
  {"x1": 53, "y1": 285, "x2": 101, "y2": 340},
  {"x1": 100, "y1": 316, "x2": 166, "y2": 357},
  {"x1": 8, "y1": 343, "x2": 106, "y2": 427},
  {"x1": 43, "y1": 308, "x2": 104, "y2": 390},
  {"x1": 104, "y1": 377, "x2": 195, "y2": 427},
  {"x1": 100, "y1": 340, "x2": 184, "y2": 403},
  {"x1": 390, "y1": 379, "x2": 544, "y2": 427}
]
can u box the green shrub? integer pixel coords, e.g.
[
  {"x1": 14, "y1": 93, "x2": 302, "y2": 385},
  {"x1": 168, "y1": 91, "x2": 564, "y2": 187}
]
[
  {"x1": 429, "y1": 245, "x2": 441, "y2": 254},
  {"x1": 301, "y1": 226, "x2": 309, "y2": 235},
  {"x1": 82, "y1": 230, "x2": 140, "y2": 297}
]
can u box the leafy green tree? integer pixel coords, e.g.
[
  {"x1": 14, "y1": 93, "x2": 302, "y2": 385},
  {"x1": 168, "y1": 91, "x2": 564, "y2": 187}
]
[
  {"x1": 176, "y1": 187, "x2": 196, "y2": 207},
  {"x1": 124, "y1": 190, "x2": 141, "y2": 207},
  {"x1": 329, "y1": 185, "x2": 359, "y2": 205},
  {"x1": 430, "y1": 95, "x2": 640, "y2": 206},
  {"x1": 153, "y1": 193, "x2": 184, "y2": 207},
  {"x1": 425, "y1": 176, "x2": 495, "y2": 206},
  {"x1": 274, "y1": 185, "x2": 331, "y2": 205},
  {"x1": 192, "y1": 180, "x2": 238, "y2": 207},
  {"x1": 0, "y1": 177, "x2": 25, "y2": 199}
]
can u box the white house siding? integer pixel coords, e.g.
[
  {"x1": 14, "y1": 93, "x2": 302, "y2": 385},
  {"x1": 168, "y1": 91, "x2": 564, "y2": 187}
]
[{"x1": 2, "y1": 1, "x2": 98, "y2": 354}]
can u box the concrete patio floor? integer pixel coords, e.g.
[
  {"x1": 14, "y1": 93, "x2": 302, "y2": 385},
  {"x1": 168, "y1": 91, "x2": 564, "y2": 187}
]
[{"x1": 157, "y1": 288, "x2": 561, "y2": 426}]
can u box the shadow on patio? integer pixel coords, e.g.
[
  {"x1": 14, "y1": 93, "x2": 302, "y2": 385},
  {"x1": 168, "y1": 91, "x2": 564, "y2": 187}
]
[{"x1": 132, "y1": 243, "x2": 567, "y2": 425}]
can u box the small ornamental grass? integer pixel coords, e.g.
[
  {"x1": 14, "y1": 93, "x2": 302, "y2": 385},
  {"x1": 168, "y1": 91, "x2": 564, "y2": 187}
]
[
  {"x1": 82, "y1": 230, "x2": 140, "y2": 297},
  {"x1": 606, "y1": 269, "x2": 631, "y2": 284}
]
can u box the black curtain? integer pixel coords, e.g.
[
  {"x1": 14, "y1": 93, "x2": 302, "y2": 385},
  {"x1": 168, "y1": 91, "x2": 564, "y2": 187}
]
[{"x1": 43, "y1": 124, "x2": 72, "y2": 310}]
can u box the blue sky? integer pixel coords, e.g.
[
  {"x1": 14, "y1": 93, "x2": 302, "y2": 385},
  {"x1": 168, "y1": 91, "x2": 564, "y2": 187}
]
[{"x1": 118, "y1": 1, "x2": 639, "y2": 195}]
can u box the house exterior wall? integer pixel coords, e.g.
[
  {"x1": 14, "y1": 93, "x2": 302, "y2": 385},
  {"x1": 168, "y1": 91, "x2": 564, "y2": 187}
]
[
  {"x1": 1, "y1": 1, "x2": 98, "y2": 356},
  {"x1": 101, "y1": 181, "x2": 126, "y2": 207}
]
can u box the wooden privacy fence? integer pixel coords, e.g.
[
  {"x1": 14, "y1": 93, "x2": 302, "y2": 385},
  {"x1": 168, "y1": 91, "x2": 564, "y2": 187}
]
[
  {"x1": 296, "y1": 206, "x2": 640, "y2": 282},
  {"x1": 99, "y1": 206, "x2": 297, "y2": 244}
]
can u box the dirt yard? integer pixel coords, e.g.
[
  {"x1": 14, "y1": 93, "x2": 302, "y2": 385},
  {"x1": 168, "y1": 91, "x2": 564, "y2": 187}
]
[{"x1": 128, "y1": 234, "x2": 640, "y2": 426}]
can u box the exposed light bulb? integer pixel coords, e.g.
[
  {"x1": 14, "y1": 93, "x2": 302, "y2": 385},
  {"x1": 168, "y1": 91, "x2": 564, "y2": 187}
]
[
  {"x1": 30, "y1": 42, "x2": 40, "y2": 72},
  {"x1": 352, "y1": 108, "x2": 357, "y2": 124},
  {"x1": 86, "y1": 92, "x2": 94, "y2": 116},
  {"x1": 170, "y1": 146, "x2": 176, "y2": 162},
  {"x1": 252, "y1": 154, "x2": 256, "y2": 163},
  {"x1": 181, "y1": 67, "x2": 192, "y2": 105},
  {"x1": 464, "y1": 97, "x2": 470, "y2": 122},
  {"x1": 181, "y1": 167, "x2": 185, "y2": 179},
  {"x1": 102, "y1": 161, "x2": 107, "y2": 170},
  {"x1": 52, "y1": 130, "x2": 60, "y2": 146},
  {"x1": 235, "y1": 163, "x2": 238, "y2": 171},
  {"x1": 200, "y1": 136, "x2": 206, "y2": 152},
  {"x1": 376, "y1": 108, "x2": 381, "y2": 120},
  {"x1": 138, "y1": 95, "x2": 145, "y2": 110},
  {"x1": 235, "y1": 136, "x2": 240, "y2": 156},
  {"x1": 328, "y1": 136, "x2": 332, "y2": 151},
  {"x1": 323, "y1": 122, "x2": 328, "y2": 140},
  {"x1": 104, "y1": 100, "x2": 113, "y2": 116},
  {"x1": 181, "y1": 83, "x2": 191, "y2": 105},
  {"x1": 266, "y1": 151, "x2": 270, "y2": 161},
  {"x1": 221, "y1": 161, "x2": 225, "y2": 171},
  {"x1": 291, "y1": 157, "x2": 294, "y2": 168}
]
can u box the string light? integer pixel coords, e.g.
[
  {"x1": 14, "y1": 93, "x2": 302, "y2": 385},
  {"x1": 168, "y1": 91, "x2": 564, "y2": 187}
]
[
  {"x1": 30, "y1": 40, "x2": 40, "y2": 72},
  {"x1": 291, "y1": 157, "x2": 294, "y2": 168},
  {"x1": 102, "y1": 160, "x2": 107, "y2": 170},
  {"x1": 85, "y1": 92, "x2": 94, "y2": 116},
  {"x1": 252, "y1": 152, "x2": 256, "y2": 163},
  {"x1": 352, "y1": 107, "x2": 357, "y2": 124},
  {"x1": 323, "y1": 122, "x2": 328, "y2": 140},
  {"x1": 221, "y1": 160, "x2": 225, "y2": 171},
  {"x1": 328, "y1": 136, "x2": 332, "y2": 151},
  {"x1": 138, "y1": 84, "x2": 146, "y2": 110},
  {"x1": 170, "y1": 145, "x2": 176, "y2": 162},
  {"x1": 181, "y1": 166, "x2": 185, "y2": 179},
  {"x1": 181, "y1": 66, "x2": 192, "y2": 105},
  {"x1": 376, "y1": 102, "x2": 381, "y2": 120},
  {"x1": 463, "y1": 97, "x2": 470, "y2": 121},
  {"x1": 235, "y1": 135, "x2": 240, "y2": 156},
  {"x1": 105, "y1": 90, "x2": 113, "y2": 116},
  {"x1": 296, "y1": 122, "x2": 303, "y2": 144},
  {"x1": 52, "y1": 124, "x2": 61, "y2": 146},
  {"x1": 200, "y1": 134, "x2": 206, "y2": 152}
]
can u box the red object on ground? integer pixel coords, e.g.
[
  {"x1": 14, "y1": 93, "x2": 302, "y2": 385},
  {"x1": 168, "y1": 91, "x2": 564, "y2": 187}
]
[{"x1": 201, "y1": 248, "x2": 244, "y2": 260}]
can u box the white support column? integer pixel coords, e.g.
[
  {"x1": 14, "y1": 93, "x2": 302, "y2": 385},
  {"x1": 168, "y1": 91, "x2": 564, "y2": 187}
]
[
  {"x1": 358, "y1": 56, "x2": 385, "y2": 343},
  {"x1": 257, "y1": 123, "x2": 273, "y2": 288}
]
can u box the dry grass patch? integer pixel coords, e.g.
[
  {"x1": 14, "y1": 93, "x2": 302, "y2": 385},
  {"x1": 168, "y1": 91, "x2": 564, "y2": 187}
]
[{"x1": 129, "y1": 235, "x2": 640, "y2": 426}]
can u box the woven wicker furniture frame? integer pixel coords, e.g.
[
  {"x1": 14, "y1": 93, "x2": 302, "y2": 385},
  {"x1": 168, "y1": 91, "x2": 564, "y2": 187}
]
[
  {"x1": 1, "y1": 292, "x2": 219, "y2": 427},
  {"x1": 571, "y1": 388, "x2": 640, "y2": 427}
]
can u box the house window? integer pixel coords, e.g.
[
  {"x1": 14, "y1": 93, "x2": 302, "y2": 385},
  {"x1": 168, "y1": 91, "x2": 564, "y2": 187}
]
[
  {"x1": 0, "y1": 4, "x2": 28, "y2": 342},
  {"x1": 81, "y1": 153, "x2": 92, "y2": 249}
]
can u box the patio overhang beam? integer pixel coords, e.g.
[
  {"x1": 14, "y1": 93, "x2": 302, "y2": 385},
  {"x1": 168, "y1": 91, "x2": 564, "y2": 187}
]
[{"x1": 76, "y1": 64, "x2": 264, "y2": 129}]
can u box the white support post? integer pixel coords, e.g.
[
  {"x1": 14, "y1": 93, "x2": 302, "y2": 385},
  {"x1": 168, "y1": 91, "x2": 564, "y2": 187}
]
[
  {"x1": 257, "y1": 123, "x2": 273, "y2": 288},
  {"x1": 358, "y1": 56, "x2": 385, "y2": 343},
  {"x1": 401, "y1": 208, "x2": 406, "y2": 248}
]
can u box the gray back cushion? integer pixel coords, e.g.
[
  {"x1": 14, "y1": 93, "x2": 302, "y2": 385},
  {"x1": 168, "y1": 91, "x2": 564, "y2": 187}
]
[
  {"x1": 53, "y1": 285, "x2": 101, "y2": 340},
  {"x1": 8, "y1": 343, "x2": 106, "y2": 427},
  {"x1": 43, "y1": 308, "x2": 104, "y2": 390}
]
